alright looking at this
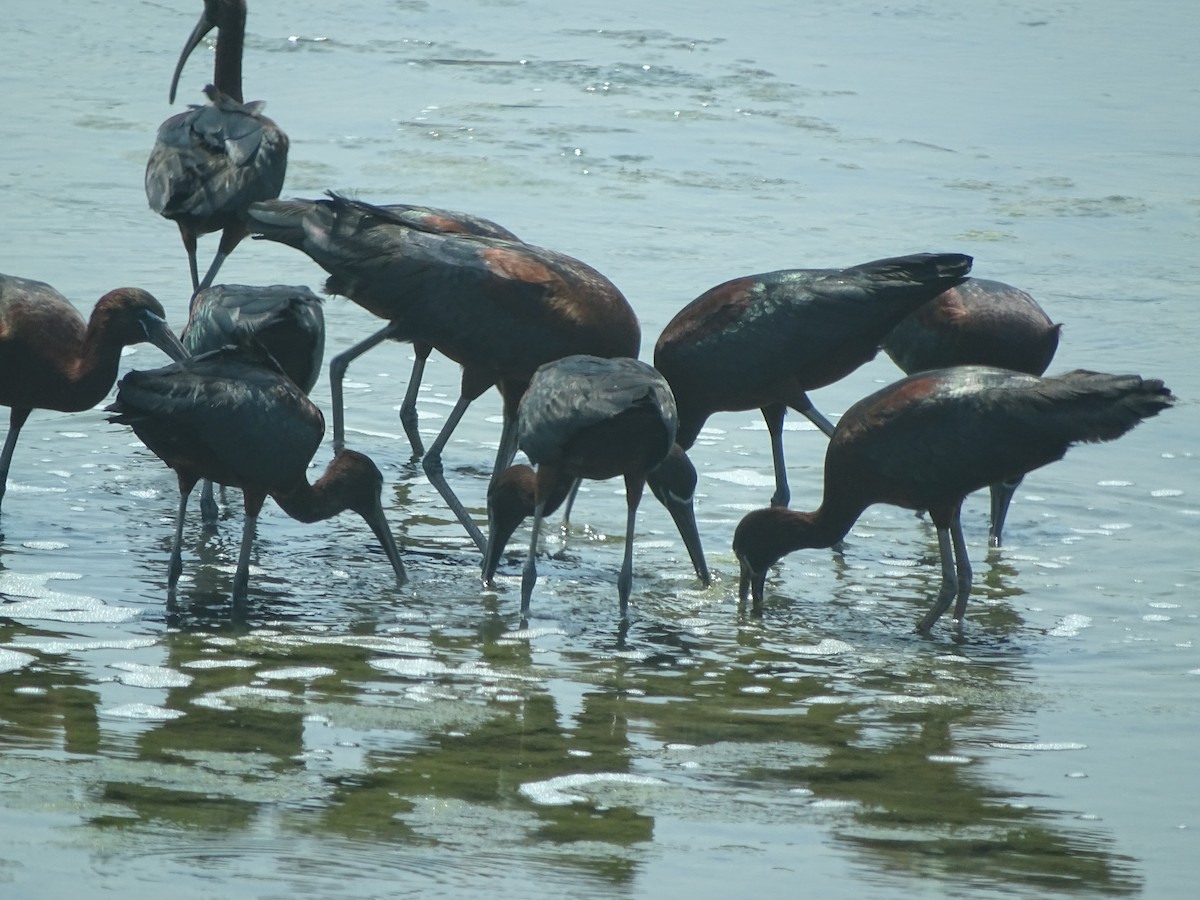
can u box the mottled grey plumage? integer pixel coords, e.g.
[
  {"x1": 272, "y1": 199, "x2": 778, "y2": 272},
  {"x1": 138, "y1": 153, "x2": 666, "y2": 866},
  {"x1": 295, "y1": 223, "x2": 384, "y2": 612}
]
[
  {"x1": 147, "y1": 0, "x2": 288, "y2": 293},
  {"x1": 483, "y1": 355, "x2": 705, "y2": 617},
  {"x1": 518, "y1": 356, "x2": 677, "y2": 466},
  {"x1": 183, "y1": 284, "x2": 325, "y2": 393}
]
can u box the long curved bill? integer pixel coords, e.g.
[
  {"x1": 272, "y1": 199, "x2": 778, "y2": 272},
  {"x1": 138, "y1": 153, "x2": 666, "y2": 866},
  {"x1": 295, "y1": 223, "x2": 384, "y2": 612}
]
[
  {"x1": 362, "y1": 499, "x2": 408, "y2": 585},
  {"x1": 140, "y1": 311, "x2": 190, "y2": 363},
  {"x1": 168, "y1": 10, "x2": 217, "y2": 103}
]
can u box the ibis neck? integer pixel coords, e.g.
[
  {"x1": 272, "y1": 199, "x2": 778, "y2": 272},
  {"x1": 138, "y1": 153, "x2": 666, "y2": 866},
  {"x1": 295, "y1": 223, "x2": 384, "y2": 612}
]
[
  {"x1": 67, "y1": 327, "x2": 128, "y2": 412},
  {"x1": 214, "y1": 12, "x2": 246, "y2": 102},
  {"x1": 271, "y1": 474, "x2": 344, "y2": 523}
]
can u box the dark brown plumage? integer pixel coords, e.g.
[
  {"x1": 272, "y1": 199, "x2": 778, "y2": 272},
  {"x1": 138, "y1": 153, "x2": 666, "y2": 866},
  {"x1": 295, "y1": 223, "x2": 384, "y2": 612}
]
[
  {"x1": 107, "y1": 347, "x2": 406, "y2": 603},
  {"x1": 733, "y1": 366, "x2": 1174, "y2": 633},
  {"x1": 248, "y1": 193, "x2": 641, "y2": 553},
  {"x1": 882, "y1": 277, "x2": 1061, "y2": 545},
  {"x1": 0, "y1": 273, "x2": 187, "y2": 518}
]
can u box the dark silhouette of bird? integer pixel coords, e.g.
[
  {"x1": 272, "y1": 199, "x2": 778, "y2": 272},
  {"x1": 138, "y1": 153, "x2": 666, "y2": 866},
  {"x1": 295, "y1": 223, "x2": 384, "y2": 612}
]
[
  {"x1": 882, "y1": 277, "x2": 1061, "y2": 546},
  {"x1": 652, "y1": 252, "x2": 973, "y2": 512},
  {"x1": 249, "y1": 198, "x2": 519, "y2": 457},
  {"x1": 481, "y1": 355, "x2": 710, "y2": 616},
  {"x1": 247, "y1": 193, "x2": 640, "y2": 553},
  {"x1": 146, "y1": 0, "x2": 288, "y2": 294},
  {"x1": 182, "y1": 282, "x2": 325, "y2": 522},
  {"x1": 732, "y1": 366, "x2": 1174, "y2": 633},
  {"x1": 106, "y1": 347, "x2": 406, "y2": 603},
  {"x1": 0, "y1": 273, "x2": 187, "y2": 519}
]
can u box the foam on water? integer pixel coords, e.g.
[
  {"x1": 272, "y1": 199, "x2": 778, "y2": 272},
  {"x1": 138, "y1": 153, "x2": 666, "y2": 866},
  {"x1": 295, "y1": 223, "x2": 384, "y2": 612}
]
[
  {"x1": 110, "y1": 662, "x2": 194, "y2": 689},
  {"x1": 100, "y1": 703, "x2": 186, "y2": 721},
  {"x1": 518, "y1": 772, "x2": 666, "y2": 806}
]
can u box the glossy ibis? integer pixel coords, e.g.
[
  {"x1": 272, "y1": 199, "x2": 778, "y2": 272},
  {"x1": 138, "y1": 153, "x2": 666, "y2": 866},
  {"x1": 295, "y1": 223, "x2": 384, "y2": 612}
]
[
  {"x1": 182, "y1": 282, "x2": 325, "y2": 522},
  {"x1": 146, "y1": 0, "x2": 288, "y2": 293},
  {"x1": 882, "y1": 277, "x2": 1061, "y2": 546},
  {"x1": 0, "y1": 273, "x2": 187, "y2": 518},
  {"x1": 482, "y1": 355, "x2": 709, "y2": 616},
  {"x1": 247, "y1": 193, "x2": 640, "y2": 553},
  {"x1": 652, "y1": 252, "x2": 973, "y2": 511},
  {"x1": 106, "y1": 347, "x2": 406, "y2": 603},
  {"x1": 250, "y1": 198, "x2": 519, "y2": 457},
  {"x1": 732, "y1": 366, "x2": 1174, "y2": 633}
]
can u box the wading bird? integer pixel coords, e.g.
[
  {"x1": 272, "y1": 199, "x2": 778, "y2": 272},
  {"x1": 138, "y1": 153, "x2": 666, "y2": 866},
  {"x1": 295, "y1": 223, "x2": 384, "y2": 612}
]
[
  {"x1": 247, "y1": 193, "x2": 640, "y2": 553},
  {"x1": 882, "y1": 277, "x2": 1061, "y2": 546},
  {"x1": 250, "y1": 198, "x2": 519, "y2": 457},
  {"x1": 482, "y1": 355, "x2": 709, "y2": 616},
  {"x1": 182, "y1": 282, "x2": 325, "y2": 522},
  {"x1": 652, "y1": 252, "x2": 973, "y2": 511},
  {"x1": 0, "y1": 274, "x2": 187, "y2": 519},
  {"x1": 107, "y1": 347, "x2": 406, "y2": 603},
  {"x1": 146, "y1": 0, "x2": 288, "y2": 293},
  {"x1": 732, "y1": 366, "x2": 1174, "y2": 633}
]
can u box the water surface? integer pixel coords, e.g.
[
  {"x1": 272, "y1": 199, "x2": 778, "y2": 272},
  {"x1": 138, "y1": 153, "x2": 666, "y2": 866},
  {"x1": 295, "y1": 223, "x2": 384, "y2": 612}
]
[{"x1": 1, "y1": 1, "x2": 1196, "y2": 897}]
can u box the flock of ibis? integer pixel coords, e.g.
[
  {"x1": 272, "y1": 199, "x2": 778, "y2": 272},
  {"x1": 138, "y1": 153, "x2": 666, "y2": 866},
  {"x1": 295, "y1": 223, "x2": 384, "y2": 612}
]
[{"x1": 0, "y1": 0, "x2": 1175, "y2": 632}]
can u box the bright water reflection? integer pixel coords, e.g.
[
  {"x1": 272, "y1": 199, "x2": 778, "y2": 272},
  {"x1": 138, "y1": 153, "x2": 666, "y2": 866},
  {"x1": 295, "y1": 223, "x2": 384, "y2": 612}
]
[{"x1": 2, "y1": 0, "x2": 1197, "y2": 897}]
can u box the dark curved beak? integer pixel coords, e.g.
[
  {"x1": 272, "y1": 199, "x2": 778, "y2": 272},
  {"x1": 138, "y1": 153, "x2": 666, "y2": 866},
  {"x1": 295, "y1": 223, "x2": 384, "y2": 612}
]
[
  {"x1": 660, "y1": 490, "x2": 710, "y2": 586},
  {"x1": 648, "y1": 448, "x2": 710, "y2": 586},
  {"x1": 169, "y1": 10, "x2": 217, "y2": 104},
  {"x1": 481, "y1": 502, "x2": 508, "y2": 587},
  {"x1": 362, "y1": 498, "x2": 408, "y2": 585},
  {"x1": 139, "y1": 311, "x2": 190, "y2": 362}
]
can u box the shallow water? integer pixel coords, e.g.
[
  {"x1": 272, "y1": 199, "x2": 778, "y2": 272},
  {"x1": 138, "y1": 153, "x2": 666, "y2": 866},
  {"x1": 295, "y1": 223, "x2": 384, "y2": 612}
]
[{"x1": 1, "y1": 1, "x2": 1197, "y2": 897}]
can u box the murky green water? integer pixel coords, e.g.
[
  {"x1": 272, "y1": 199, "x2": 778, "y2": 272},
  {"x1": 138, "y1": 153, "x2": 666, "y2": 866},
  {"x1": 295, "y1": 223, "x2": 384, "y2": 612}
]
[{"x1": 1, "y1": 1, "x2": 1196, "y2": 897}]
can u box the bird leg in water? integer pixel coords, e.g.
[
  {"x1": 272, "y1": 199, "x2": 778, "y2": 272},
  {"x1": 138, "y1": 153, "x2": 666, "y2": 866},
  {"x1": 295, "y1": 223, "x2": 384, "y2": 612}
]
[
  {"x1": 329, "y1": 321, "x2": 405, "y2": 452},
  {"x1": 399, "y1": 342, "x2": 432, "y2": 458},
  {"x1": 168, "y1": 476, "x2": 197, "y2": 594},
  {"x1": 915, "y1": 515, "x2": 973, "y2": 633},
  {"x1": 199, "y1": 479, "x2": 220, "y2": 526},
  {"x1": 232, "y1": 491, "x2": 267, "y2": 604},
  {"x1": 762, "y1": 403, "x2": 791, "y2": 507},
  {"x1": 0, "y1": 408, "x2": 32, "y2": 512},
  {"x1": 917, "y1": 527, "x2": 959, "y2": 634},
  {"x1": 520, "y1": 499, "x2": 546, "y2": 616},
  {"x1": 950, "y1": 516, "x2": 973, "y2": 622},
  {"x1": 422, "y1": 391, "x2": 489, "y2": 553},
  {"x1": 616, "y1": 473, "x2": 648, "y2": 619}
]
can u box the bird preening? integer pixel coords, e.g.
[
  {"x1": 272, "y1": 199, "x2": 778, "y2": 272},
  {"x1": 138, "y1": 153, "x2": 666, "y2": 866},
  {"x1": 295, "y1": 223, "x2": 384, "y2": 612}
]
[
  {"x1": 732, "y1": 367, "x2": 1175, "y2": 633},
  {"x1": 146, "y1": 0, "x2": 288, "y2": 294}
]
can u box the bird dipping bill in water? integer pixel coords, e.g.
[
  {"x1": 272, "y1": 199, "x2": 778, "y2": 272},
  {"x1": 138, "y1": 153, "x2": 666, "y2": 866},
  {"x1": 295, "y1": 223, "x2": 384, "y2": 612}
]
[
  {"x1": 247, "y1": 192, "x2": 641, "y2": 554},
  {"x1": 482, "y1": 355, "x2": 706, "y2": 617},
  {"x1": 107, "y1": 347, "x2": 406, "y2": 603},
  {"x1": 652, "y1": 252, "x2": 974, "y2": 512},
  {"x1": 146, "y1": 0, "x2": 288, "y2": 294},
  {"x1": 733, "y1": 366, "x2": 1174, "y2": 633},
  {"x1": 882, "y1": 277, "x2": 1061, "y2": 546},
  {"x1": 0, "y1": 273, "x2": 187, "y2": 518},
  {"x1": 182, "y1": 282, "x2": 325, "y2": 523},
  {"x1": 248, "y1": 198, "x2": 519, "y2": 458}
]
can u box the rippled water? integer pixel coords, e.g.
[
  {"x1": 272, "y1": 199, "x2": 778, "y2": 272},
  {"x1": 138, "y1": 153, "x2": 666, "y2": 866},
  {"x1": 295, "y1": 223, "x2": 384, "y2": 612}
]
[{"x1": 1, "y1": 1, "x2": 1196, "y2": 898}]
